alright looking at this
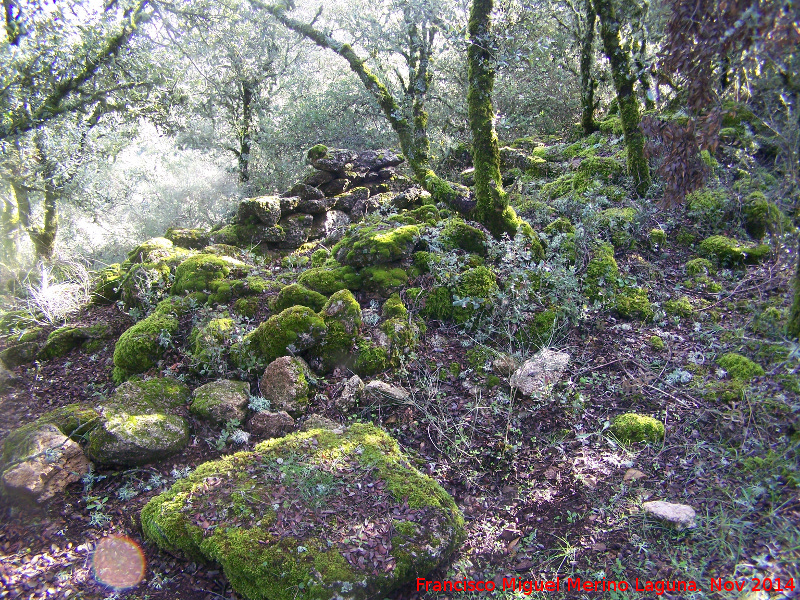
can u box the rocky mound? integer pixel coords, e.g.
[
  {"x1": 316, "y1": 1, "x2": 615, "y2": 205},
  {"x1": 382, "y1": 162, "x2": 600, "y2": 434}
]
[{"x1": 142, "y1": 422, "x2": 464, "y2": 600}]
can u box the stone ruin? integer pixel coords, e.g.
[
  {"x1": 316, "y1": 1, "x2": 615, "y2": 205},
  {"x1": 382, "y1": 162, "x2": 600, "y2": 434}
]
[{"x1": 183, "y1": 146, "x2": 426, "y2": 252}]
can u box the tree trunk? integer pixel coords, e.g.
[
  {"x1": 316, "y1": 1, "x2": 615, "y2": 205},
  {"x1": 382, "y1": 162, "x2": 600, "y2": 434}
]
[
  {"x1": 634, "y1": 40, "x2": 655, "y2": 110},
  {"x1": 0, "y1": 196, "x2": 18, "y2": 265},
  {"x1": 593, "y1": 0, "x2": 651, "y2": 196},
  {"x1": 467, "y1": 0, "x2": 528, "y2": 238},
  {"x1": 579, "y1": 0, "x2": 598, "y2": 135},
  {"x1": 238, "y1": 79, "x2": 254, "y2": 186}
]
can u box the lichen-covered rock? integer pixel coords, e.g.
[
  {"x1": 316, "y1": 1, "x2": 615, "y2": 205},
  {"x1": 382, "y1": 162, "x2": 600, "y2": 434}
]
[
  {"x1": 166, "y1": 228, "x2": 211, "y2": 250},
  {"x1": 335, "y1": 375, "x2": 364, "y2": 411},
  {"x1": 354, "y1": 149, "x2": 404, "y2": 171},
  {"x1": 320, "y1": 178, "x2": 350, "y2": 197},
  {"x1": 119, "y1": 261, "x2": 173, "y2": 311},
  {"x1": 310, "y1": 210, "x2": 350, "y2": 242},
  {"x1": 332, "y1": 187, "x2": 370, "y2": 212},
  {"x1": 363, "y1": 380, "x2": 409, "y2": 404},
  {"x1": 313, "y1": 290, "x2": 362, "y2": 372},
  {"x1": 87, "y1": 378, "x2": 190, "y2": 465},
  {"x1": 441, "y1": 218, "x2": 487, "y2": 256},
  {"x1": 238, "y1": 197, "x2": 282, "y2": 227},
  {"x1": 303, "y1": 170, "x2": 336, "y2": 188},
  {"x1": 233, "y1": 306, "x2": 327, "y2": 372},
  {"x1": 309, "y1": 147, "x2": 358, "y2": 172},
  {"x1": 191, "y1": 380, "x2": 251, "y2": 425},
  {"x1": 333, "y1": 223, "x2": 420, "y2": 268},
  {"x1": 127, "y1": 237, "x2": 176, "y2": 264},
  {"x1": 277, "y1": 214, "x2": 314, "y2": 249},
  {"x1": 509, "y1": 349, "x2": 570, "y2": 399},
  {"x1": 290, "y1": 182, "x2": 325, "y2": 202},
  {"x1": 610, "y1": 413, "x2": 664, "y2": 443},
  {"x1": 300, "y1": 413, "x2": 341, "y2": 431},
  {"x1": 258, "y1": 357, "x2": 313, "y2": 417},
  {"x1": 297, "y1": 265, "x2": 361, "y2": 295},
  {"x1": 248, "y1": 410, "x2": 295, "y2": 440},
  {"x1": 141, "y1": 423, "x2": 464, "y2": 600},
  {"x1": 1, "y1": 425, "x2": 91, "y2": 504}
]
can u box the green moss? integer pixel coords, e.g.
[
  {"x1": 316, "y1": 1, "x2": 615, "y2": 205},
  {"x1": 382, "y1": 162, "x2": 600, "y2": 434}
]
[
  {"x1": 585, "y1": 243, "x2": 619, "y2": 302},
  {"x1": 544, "y1": 218, "x2": 574, "y2": 235},
  {"x1": 165, "y1": 228, "x2": 210, "y2": 250},
  {"x1": 127, "y1": 238, "x2": 176, "y2": 264},
  {"x1": 353, "y1": 340, "x2": 390, "y2": 376},
  {"x1": 142, "y1": 423, "x2": 463, "y2": 600},
  {"x1": 310, "y1": 249, "x2": 330, "y2": 267},
  {"x1": 232, "y1": 307, "x2": 326, "y2": 373},
  {"x1": 382, "y1": 294, "x2": 408, "y2": 319},
  {"x1": 421, "y1": 287, "x2": 453, "y2": 321},
  {"x1": 190, "y1": 379, "x2": 250, "y2": 424},
  {"x1": 610, "y1": 413, "x2": 664, "y2": 443},
  {"x1": 648, "y1": 228, "x2": 667, "y2": 248},
  {"x1": 297, "y1": 266, "x2": 361, "y2": 295},
  {"x1": 665, "y1": 296, "x2": 694, "y2": 318},
  {"x1": 360, "y1": 265, "x2": 408, "y2": 295},
  {"x1": 699, "y1": 235, "x2": 770, "y2": 267},
  {"x1": 649, "y1": 335, "x2": 665, "y2": 351},
  {"x1": 271, "y1": 284, "x2": 328, "y2": 313},
  {"x1": 516, "y1": 309, "x2": 558, "y2": 348},
  {"x1": 38, "y1": 325, "x2": 111, "y2": 360},
  {"x1": 441, "y1": 218, "x2": 487, "y2": 256},
  {"x1": 686, "y1": 188, "x2": 728, "y2": 233},
  {"x1": 112, "y1": 310, "x2": 179, "y2": 381},
  {"x1": 742, "y1": 192, "x2": 789, "y2": 240},
  {"x1": 597, "y1": 116, "x2": 624, "y2": 135},
  {"x1": 686, "y1": 258, "x2": 715, "y2": 277},
  {"x1": 312, "y1": 290, "x2": 362, "y2": 372},
  {"x1": 453, "y1": 265, "x2": 499, "y2": 323},
  {"x1": 306, "y1": 144, "x2": 328, "y2": 161},
  {"x1": 381, "y1": 317, "x2": 422, "y2": 362},
  {"x1": 717, "y1": 353, "x2": 764, "y2": 381},
  {"x1": 541, "y1": 174, "x2": 574, "y2": 200},
  {"x1": 333, "y1": 223, "x2": 420, "y2": 268},
  {"x1": 614, "y1": 288, "x2": 653, "y2": 322}
]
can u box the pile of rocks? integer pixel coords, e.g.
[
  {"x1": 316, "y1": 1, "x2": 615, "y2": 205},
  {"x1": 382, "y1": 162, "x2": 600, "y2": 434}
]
[{"x1": 216, "y1": 146, "x2": 416, "y2": 251}]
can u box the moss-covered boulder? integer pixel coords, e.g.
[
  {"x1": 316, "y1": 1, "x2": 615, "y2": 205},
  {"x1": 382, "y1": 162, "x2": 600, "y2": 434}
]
[
  {"x1": 360, "y1": 265, "x2": 409, "y2": 296},
  {"x1": 172, "y1": 254, "x2": 250, "y2": 295},
  {"x1": 573, "y1": 156, "x2": 624, "y2": 193},
  {"x1": 91, "y1": 263, "x2": 123, "y2": 304},
  {"x1": 452, "y1": 266, "x2": 498, "y2": 323},
  {"x1": 271, "y1": 284, "x2": 328, "y2": 313},
  {"x1": 297, "y1": 265, "x2": 361, "y2": 295},
  {"x1": 87, "y1": 378, "x2": 190, "y2": 466},
  {"x1": 610, "y1": 413, "x2": 664, "y2": 444},
  {"x1": 141, "y1": 423, "x2": 464, "y2": 600},
  {"x1": 313, "y1": 290, "x2": 362, "y2": 372},
  {"x1": 599, "y1": 207, "x2": 636, "y2": 248},
  {"x1": 191, "y1": 380, "x2": 251, "y2": 425},
  {"x1": 440, "y1": 218, "x2": 488, "y2": 256},
  {"x1": 166, "y1": 228, "x2": 211, "y2": 250},
  {"x1": 112, "y1": 301, "x2": 181, "y2": 382},
  {"x1": 699, "y1": 235, "x2": 770, "y2": 267},
  {"x1": 742, "y1": 192, "x2": 789, "y2": 240},
  {"x1": 258, "y1": 357, "x2": 313, "y2": 417},
  {"x1": 38, "y1": 324, "x2": 113, "y2": 360},
  {"x1": 232, "y1": 307, "x2": 327, "y2": 373},
  {"x1": 584, "y1": 243, "x2": 619, "y2": 302},
  {"x1": 238, "y1": 197, "x2": 282, "y2": 227},
  {"x1": 717, "y1": 353, "x2": 764, "y2": 381},
  {"x1": 333, "y1": 223, "x2": 420, "y2": 268},
  {"x1": 127, "y1": 237, "x2": 176, "y2": 264},
  {"x1": 190, "y1": 317, "x2": 234, "y2": 372},
  {"x1": 119, "y1": 261, "x2": 173, "y2": 311}
]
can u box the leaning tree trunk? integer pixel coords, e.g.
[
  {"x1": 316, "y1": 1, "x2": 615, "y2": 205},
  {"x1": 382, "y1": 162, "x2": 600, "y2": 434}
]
[
  {"x1": 259, "y1": 1, "x2": 461, "y2": 207},
  {"x1": 593, "y1": 0, "x2": 651, "y2": 196},
  {"x1": 579, "y1": 0, "x2": 598, "y2": 135},
  {"x1": 467, "y1": 0, "x2": 527, "y2": 238}
]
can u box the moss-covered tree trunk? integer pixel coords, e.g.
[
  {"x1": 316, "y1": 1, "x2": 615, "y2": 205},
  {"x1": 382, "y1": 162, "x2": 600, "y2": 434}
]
[
  {"x1": 579, "y1": 0, "x2": 598, "y2": 135},
  {"x1": 593, "y1": 0, "x2": 651, "y2": 196},
  {"x1": 258, "y1": 1, "x2": 460, "y2": 207},
  {"x1": 467, "y1": 0, "x2": 527, "y2": 238}
]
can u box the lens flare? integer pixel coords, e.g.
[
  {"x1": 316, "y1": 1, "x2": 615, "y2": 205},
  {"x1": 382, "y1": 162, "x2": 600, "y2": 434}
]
[{"x1": 91, "y1": 535, "x2": 146, "y2": 589}]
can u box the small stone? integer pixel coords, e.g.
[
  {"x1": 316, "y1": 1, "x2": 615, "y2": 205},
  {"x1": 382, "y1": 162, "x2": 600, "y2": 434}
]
[
  {"x1": 624, "y1": 468, "x2": 646, "y2": 482},
  {"x1": 248, "y1": 411, "x2": 295, "y2": 440},
  {"x1": 363, "y1": 380, "x2": 410, "y2": 404},
  {"x1": 509, "y1": 348, "x2": 570, "y2": 398},
  {"x1": 642, "y1": 501, "x2": 697, "y2": 529},
  {"x1": 336, "y1": 375, "x2": 364, "y2": 411},
  {"x1": 259, "y1": 356, "x2": 312, "y2": 417}
]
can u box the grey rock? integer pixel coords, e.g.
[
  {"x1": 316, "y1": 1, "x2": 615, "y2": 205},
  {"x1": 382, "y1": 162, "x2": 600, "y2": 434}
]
[
  {"x1": 238, "y1": 196, "x2": 282, "y2": 227},
  {"x1": 310, "y1": 148, "x2": 358, "y2": 172},
  {"x1": 303, "y1": 170, "x2": 336, "y2": 188},
  {"x1": 509, "y1": 348, "x2": 570, "y2": 398},
  {"x1": 289, "y1": 183, "x2": 325, "y2": 201},
  {"x1": 300, "y1": 413, "x2": 341, "y2": 432},
  {"x1": 297, "y1": 195, "x2": 334, "y2": 215},
  {"x1": 332, "y1": 187, "x2": 370, "y2": 212},
  {"x1": 259, "y1": 356, "x2": 312, "y2": 417},
  {"x1": 320, "y1": 178, "x2": 350, "y2": 197},
  {"x1": 363, "y1": 380, "x2": 410, "y2": 404},
  {"x1": 277, "y1": 214, "x2": 314, "y2": 249},
  {"x1": 310, "y1": 210, "x2": 350, "y2": 241},
  {"x1": 248, "y1": 410, "x2": 295, "y2": 440},
  {"x1": 335, "y1": 374, "x2": 364, "y2": 411},
  {"x1": 642, "y1": 501, "x2": 697, "y2": 529},
  {"x1": 1, "y1": 424, "x2": 91, "y2": 504},
  {"x1": 354, "y1": 149, "x2": 404, "y2": 171},
  {"x1": 190, "y1": 379, "x2": 251, "y2": 425},
  {"x1": 279, "y1": 196, "x2": 300, "y2": 214}
]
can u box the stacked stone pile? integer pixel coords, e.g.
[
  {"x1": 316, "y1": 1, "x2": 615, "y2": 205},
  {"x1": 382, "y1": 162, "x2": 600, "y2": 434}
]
[{"x1": 213, "y1": 146, "x2": 415, "y2": 251}]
